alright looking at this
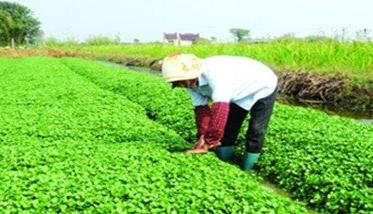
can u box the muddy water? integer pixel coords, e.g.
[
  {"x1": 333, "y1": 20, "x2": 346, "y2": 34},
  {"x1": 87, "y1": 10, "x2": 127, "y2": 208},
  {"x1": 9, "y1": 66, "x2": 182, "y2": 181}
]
[{"x1": 100, "y1": 61, "x2": 373, "y2": 125}]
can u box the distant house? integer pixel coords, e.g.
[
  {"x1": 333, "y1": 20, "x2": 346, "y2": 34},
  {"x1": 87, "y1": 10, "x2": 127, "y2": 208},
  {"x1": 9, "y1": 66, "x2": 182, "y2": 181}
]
[
  {"x1": 164, "y1": 33, "x2": 178, "y2": 45},
  {"x1": 179, "y1": 33, "x2": 199, "y2": 45},
  {"x1": 163, "y1": 33, "x2": 199, "y2": 45}
]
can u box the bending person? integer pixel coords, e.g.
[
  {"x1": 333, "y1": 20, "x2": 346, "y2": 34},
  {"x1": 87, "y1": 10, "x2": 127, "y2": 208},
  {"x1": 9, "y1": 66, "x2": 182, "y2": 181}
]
[{"x1": 161, "y1": 54, "x2": 278, "y2": 171}]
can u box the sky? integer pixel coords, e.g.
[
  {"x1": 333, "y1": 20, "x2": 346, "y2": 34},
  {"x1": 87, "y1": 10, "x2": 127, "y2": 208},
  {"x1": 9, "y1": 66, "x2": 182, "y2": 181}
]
[{"x1": 8, "y1": 0, "x2": 373, "y2": 42}]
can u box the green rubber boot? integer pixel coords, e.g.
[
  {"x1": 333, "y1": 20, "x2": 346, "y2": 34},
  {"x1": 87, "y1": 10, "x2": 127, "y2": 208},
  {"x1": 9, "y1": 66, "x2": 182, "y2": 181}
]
[
  {"x1": 215, "y1": 146, "x2": 234, "y2": 162},
  {"x1": 242, "y1": 152, "x2": 260, "y2": 171}
]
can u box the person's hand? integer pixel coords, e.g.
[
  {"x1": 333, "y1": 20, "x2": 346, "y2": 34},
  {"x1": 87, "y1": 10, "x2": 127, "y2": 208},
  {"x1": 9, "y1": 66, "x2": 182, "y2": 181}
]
[
  {"x1": 186, "y1": 136, "x2": 221, "y2": 154},
  {"x1": 192, "y1": 135, "x2": 205, "y2": 149},
  {"x1": 186, "y1": 144, "x2": 208, "y2": 154},
  {"x1": 206, "y1": 141, "x2": 221, "y2": 150},
  {"x1": 186, "y1": 135, "x2": 207, "y2": 154}
]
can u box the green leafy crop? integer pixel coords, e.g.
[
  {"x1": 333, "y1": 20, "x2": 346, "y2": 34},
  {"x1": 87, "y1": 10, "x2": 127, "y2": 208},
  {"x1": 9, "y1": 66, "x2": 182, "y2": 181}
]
[
  {"x1": 0, "y1": 57, "x2": 309, "y2": 213},
  {"x1": 0, "y1": 57, "x2": 182, "y2": 146},
  {"x1": 61, "y1": 58, "x2": 373, "y2": 213},
  {"x1": 61, "y1": 57, "x2": 196, "y2": 142}
]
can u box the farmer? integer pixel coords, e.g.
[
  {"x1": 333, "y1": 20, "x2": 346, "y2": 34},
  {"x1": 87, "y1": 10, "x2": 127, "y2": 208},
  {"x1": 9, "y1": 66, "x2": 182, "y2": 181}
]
[{"x1": 161, "y1": 54, "x2": 278, "y2": 170}]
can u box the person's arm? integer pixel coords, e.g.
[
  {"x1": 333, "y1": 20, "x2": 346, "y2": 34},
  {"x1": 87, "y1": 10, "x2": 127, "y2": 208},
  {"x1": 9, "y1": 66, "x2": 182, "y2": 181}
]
[
  {"x1": 189, "y1": 102, "x2": 229, "y2": 153},
  {"x1": 204, "y1": 102, "x2": 229, "y2": 147},
  {"x1": 203, "y1": 84, "x2": 231, "y2": 147}
]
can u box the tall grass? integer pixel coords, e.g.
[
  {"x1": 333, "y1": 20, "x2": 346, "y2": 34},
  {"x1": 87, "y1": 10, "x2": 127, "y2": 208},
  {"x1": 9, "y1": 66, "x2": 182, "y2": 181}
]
[{"x1": 42, "y1": 40, "x2": 373, "y2": 84}]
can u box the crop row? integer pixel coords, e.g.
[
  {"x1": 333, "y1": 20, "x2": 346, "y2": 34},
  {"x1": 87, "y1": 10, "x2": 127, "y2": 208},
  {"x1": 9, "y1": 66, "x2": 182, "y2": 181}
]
[
  {"x1": 0, "y1": 57, "x2": 308, "y2": 213},
  {"x1": 61, "y1": 58, "x2": 373, "y2": 213},
  {"x1": 0, "y1": 57, "x2": 180, "y2": 146},
  {"x1": 61, "y1": 58, "x2": 196, "y2": 141}
]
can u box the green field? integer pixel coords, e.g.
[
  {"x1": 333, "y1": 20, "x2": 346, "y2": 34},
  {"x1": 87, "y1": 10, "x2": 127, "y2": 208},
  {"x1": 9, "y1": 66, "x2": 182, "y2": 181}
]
[
  {"x1": 0, "y1": 57, "x2": 311, "y2": 213},
  {"x1": 43, "y1": 40, "x2": 373, "y2": 85},
  {"x1": 61, "y1": 58, "x2": 373, "y2": 213},
  {"x1": 1, "y1": 1, "x2": 372, "y2": 213},
  {"x1": 1, "y1": 57, "x2": 371, "y2": 213}
]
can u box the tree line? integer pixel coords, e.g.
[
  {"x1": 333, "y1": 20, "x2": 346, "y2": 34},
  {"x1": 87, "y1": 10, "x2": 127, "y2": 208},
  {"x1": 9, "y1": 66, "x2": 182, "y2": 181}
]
[{"x1": 0, "y1": 1, "x2": 42, "y2": 47}]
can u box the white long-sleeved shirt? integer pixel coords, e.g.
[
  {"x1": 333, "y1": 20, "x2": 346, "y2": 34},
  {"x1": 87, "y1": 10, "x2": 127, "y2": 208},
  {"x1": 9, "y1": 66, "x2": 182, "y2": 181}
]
[{"x1": 188, "y1": 56, "x2": 278, "y2": 110}]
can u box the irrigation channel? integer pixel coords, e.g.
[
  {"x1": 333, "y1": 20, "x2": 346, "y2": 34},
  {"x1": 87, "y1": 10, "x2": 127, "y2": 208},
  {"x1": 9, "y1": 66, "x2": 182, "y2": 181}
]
[{"x1": 100, "y1": 61, "x2": 373, "y2": 125}]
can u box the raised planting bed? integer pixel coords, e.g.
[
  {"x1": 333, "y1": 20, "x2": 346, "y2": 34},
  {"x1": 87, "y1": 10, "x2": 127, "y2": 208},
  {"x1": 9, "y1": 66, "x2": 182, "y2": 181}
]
[
  {"x1": 0, "y1": 57, "x2": 309, "y2": 213},
  {"x1": 61, "y1": 58, "x2": 373, "y2": 213}
]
